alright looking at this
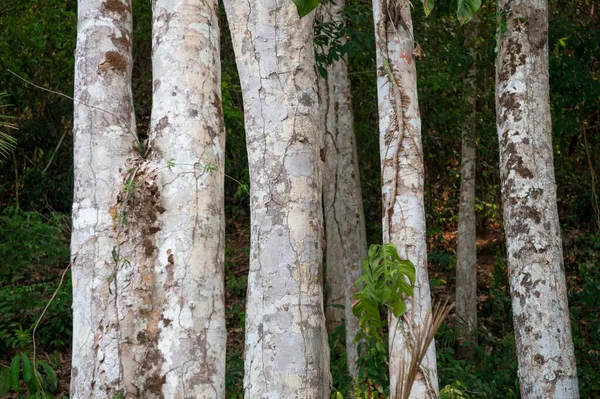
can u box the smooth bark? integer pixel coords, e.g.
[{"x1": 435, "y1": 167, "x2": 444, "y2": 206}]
[
  {"x1": 496, "y1": 0, "x2": 579, "y2": 397},
  {"x1": 70, "y1": 0, "x2": 138, "y2": 396},
  {"x1": 148, "y1": 0, "x2": 227, "y2": 396},
  {"x1": 71, "y1": 0, "x2": 226, "y2": 397},
  {"x1": 223, "y1": 1, "x2": 331, "y2": 397},
  {"x1": 319, "y1": 0, "x2": 368, "y2": 379},
  {"x1": 372, "y1": 1, "x2": 439, "y2": 397},
  {"x1": 456, "y1": 20, "x2": 478, "y2": 357}
]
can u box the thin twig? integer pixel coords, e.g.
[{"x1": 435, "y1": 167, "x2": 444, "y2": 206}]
[
  {"x1": 582, "y1": 126, "x2": 600, "y2": 232},
  {"x1": 7, "y1": 69, "x2": 138, "y2": 141},
  {"x1": 42, "y1": 130, "x2": 67, "y2": 173},
  {"x1": 32, "y1": 262, "x2": 71, "y2": 392}
]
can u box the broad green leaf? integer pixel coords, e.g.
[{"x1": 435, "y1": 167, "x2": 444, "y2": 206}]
[
  {"x1": 20, "y1": 353, "x2": 32, "y2": 382},
  {"x1": 391, "y1": 298, "x2": 407, "y2": 318},
  {"x1": 421, "y1": 0, "x2": 435, "y2": 16},
  {"x1": 10, "y1": 355, "x2": 20, "y2": 392},
  {"x1": 457, "y1": 0, "x2": 481, "y2": 25},
  {"x1": 0, "y1": 367, "x2": 10, "y2": 396},
  {"x1": 292, "y1": 0, "x2": 321, "y2": 18}
]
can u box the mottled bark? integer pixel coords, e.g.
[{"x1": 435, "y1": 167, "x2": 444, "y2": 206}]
[
  {"x1": 147, "y1": 0, "x2": 227, "y2": 396},
  {"x1": 318, "y1": 0, "x2": 367, "y2": 379},
  {"x1": 495, "y1": 0, "x2": 579, "y2": 397},
  {"x1": 223, "y1": 1, "x2": 331, "y2": 397},
  {"x1": 70, "y1": 0, "x2": 138, "y2": 396},
  {"x1": 456, "y1": 20, "x2": 478, "y2": 357},
  {"x1": 71, "y1": 0, "x2": 226, "y2": 397},
  {"x1": 372, "y1": 1, "x2": 439, "y2": 397}
]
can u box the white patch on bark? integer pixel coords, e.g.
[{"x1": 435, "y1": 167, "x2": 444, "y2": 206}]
[
  {"x1": 223, "y1": 1, "x2": 331, "y2": 397},
  {"x1": 496, "y1": 0, "x2": 579, "y2": 397}
]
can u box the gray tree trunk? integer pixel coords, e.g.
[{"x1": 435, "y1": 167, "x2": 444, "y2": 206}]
[
  {"x1": 456, "y1": 20, "x2": 478, "y2": 357},
  {"x1": 223, "y1": 1, "x2": 331, "y2": 397},
  {"x1": 372, "y1": 1, "x2": 439, "y2": 397},
  {"x1": 71, "y1": 0, "x2": 226, "y2": 397},
  {"x1": 148, "y1": 0, "x2": 227, "y2": 396},
  {"x1": 496, "y1": 0, "x2": 580, "y2": 397},
  {"x1": 319, "y1": 0, "x2": 368, "y2": 379},
  {"x1": 70, "y1": 0, "x2": 139, "y2": 396}
]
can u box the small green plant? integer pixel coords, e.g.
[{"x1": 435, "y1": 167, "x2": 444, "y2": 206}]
[
  {"x1": 352, "y1": 244, "x2": 416, "y2": 339},
  {"x1": 0, "y1": 352, "x2": 63, "y2": 398}
]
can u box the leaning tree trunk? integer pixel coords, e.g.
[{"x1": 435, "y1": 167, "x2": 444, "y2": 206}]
[
  {"x1": 147, "y1": 0, "x2": 227, "y2": 396},
  {"x1": 70, "y1": 0, "x2": 138, "y2": 396},
  {"x1": 496, "y1": 0, "x2": 579, "y2": 397},
  {"x1": 319, "y1": 0, "x2": 368, "y2": 379},
  {"x1": 223, "y1": 1, "x2": 331, "y2": 397},
  {"x1": 372, "y1": 1, "x2": 439, "y2": 398},
  {"x1": 456, "y1": 19, "x2": 478, "y2": 358}
]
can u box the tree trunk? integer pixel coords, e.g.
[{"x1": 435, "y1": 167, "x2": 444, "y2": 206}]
[
  {"x1": 71, "y1": 0, "x2": 226, "y2": 397},
  {"x1": 319, "y1": 0, "x2": 368, "y2": 379},
  {"x1": 223, "y1": 1, "x2": 331, "y2": 397},
  {"x1": 148, "y1": 0, "x2": 226, "y2": 396},
  {"x1": 372, "y1": 1, "x2": 439, "y2": 397},
  {"x1": 456, "y1": 19, "x2": 478, "y2": 358},
  {"x1": 495, "y1": 0, "x2": 580, "y2": 397},
  {"x1": 70, "y1": 0, "x2": 138, "y2": 396}
]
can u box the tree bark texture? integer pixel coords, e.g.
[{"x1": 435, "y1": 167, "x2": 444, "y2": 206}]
[
  {"x1": 71, "y1": 0, "x2": 226, "y2": 397},
  {"x1": 456, "y1": 19, "x2": 478, "y2": 357},
  {"x1": 496, "y1": 0, "x2": 580, "y2": 397},
  {"x1": 70, "y1": 0, "x2": 138, "y2": 396},
  {"x1": 318, "y1": 0, "x2": 368, "y2": 379},
  {"x1": 223, "y1": 1, "x2": 331, "y2": 397},
  {"x1": 148, "y1": 0, "x2": 227, "y2": 396},
  {"x1": 372, "y1": 1, "x2": 439, "y2": 397}
]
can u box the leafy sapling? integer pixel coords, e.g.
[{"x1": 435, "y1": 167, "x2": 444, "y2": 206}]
[{"x1": 352, "y1": 243, "x2": 416, "y2": 339}]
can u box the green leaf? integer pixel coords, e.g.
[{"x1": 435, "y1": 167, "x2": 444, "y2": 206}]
[
  {"x1": 292, "y1": 0, "x2": 321, "y2": 18},
  {"x1": 457, "y1": 0, "x2": 481, "y2": 25},
  {"x1": 0, "y1": 367, "x2": 10, "y2": 396},
  {"x1": 20, "y1": 353, "x2": 33, "y2": 382},
  {"x1": 421, "y1": 0, "x2": 435, "y2": 16},
  {"x1": 40, "y1": 361, "x2": 58, "y2": 389},
  {"x1": 10, "y1": 354, "x2": 20, "y2": 392}
]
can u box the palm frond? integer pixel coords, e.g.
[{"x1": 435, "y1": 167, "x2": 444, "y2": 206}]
[
  {"x1": 395, "y1": 300, "x2": 455, "y2": 399},
  {"x1": 0, "y1": 92, "x2": 17, "y2": 158}
]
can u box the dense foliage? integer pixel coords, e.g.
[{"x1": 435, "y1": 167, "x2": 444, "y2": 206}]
[{"x1": 0, "y1": 0, "x2": 598, "y2": 397}]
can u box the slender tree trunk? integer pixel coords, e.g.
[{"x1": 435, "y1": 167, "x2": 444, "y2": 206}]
[
  {"x1": 372, "y1": 1, "x2": 439, "y2": 397},
  {"x1": 223, "y1": 1, "x2": 331, "y2": 397},
  {"x1": 71, "y1": 0, "x2": 226, "y2": 396},
  {"x1": 70, "y1": 0, "x2": 138, "y2": 396},
  {"x1": 456, "y1": 19, "x2": 478, "y2": 358},
  {"x1": 148, "y1": 0, "x2": 226, "y2": 396},
  {"x1": 319, "y1": 0, "x2": 368, "y2": 379},
  {"x1": 495, "y1": 0, "x2": 580, "y2": 397}
]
